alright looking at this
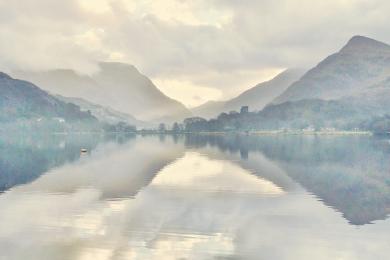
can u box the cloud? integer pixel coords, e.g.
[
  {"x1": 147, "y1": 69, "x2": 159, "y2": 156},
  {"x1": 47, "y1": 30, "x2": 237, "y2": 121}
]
[
  {"x1": 1, "y1": 0, "x2": 390, "y2": 104},
  {"x1": 154, "y1": 78, "x2": 223, "y2": 107}
]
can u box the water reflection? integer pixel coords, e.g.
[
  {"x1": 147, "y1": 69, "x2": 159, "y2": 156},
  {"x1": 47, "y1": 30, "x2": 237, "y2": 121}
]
[
  {"x1": 18, "y1": 136, "x2": 185, "y2": 199},
  {"x1": 0, "y1": 134, "x2": 389, "y2": 259},
  {"x1": 0, "y1": 134, "x2": 105, "y2": 192},
  {"x1": 184, "y1": 134, "x2": 390, "y2": 225}
]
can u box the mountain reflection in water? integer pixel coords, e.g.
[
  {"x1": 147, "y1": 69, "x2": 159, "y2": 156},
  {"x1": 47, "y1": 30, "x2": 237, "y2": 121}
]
[
  {"x1": 0, "y1": 134, "x2": 389, "y2": 259},
  {"x1": 185, "y1": 134, "x2": 390, "y2": 225}
]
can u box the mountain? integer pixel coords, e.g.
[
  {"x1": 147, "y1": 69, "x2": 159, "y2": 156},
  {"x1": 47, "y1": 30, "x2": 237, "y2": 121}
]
[
  {"x1": 14, "y1": 62, "x2": 192, "y2": 123},
  {"x1": 179, "y1": 36, "x2": 390, "y2": 132},
  {"x1": 273, "y1": 36, "x2": 390, "y2": 104},
  {"x1": 258, "y1": 99, "x2": 370, "y2": 129},
  {"x1": 191, "y1": 100, "x2": 225, "y2": 119},
  {"x1": 225, "y1": 69, "x2": 304, "y2": 112},
  {"x1": 93, "y1": 62, "x2": 191, "y2": 123},
  {"x1": 0, "y1": 72, "x2": 96, "y2": 123},
  {"x1": 345, "y1": 75, "x2": 390, "y2": 114},
  {"x1": 55, "y1": 95, "x2": 149, "y2": 127},
  {"x1": 192, "y1": 69, "x2": 304, "y2": 119}
]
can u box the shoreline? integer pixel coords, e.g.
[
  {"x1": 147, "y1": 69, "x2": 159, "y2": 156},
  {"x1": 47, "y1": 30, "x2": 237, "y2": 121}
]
[
  {"x1": 136, "y1": 130, "x2": 373, "y2": 136},
  {"x1": 0, "y1": 130, "x2": 375, "y2": 137},
  {"x1": 249, "y1": 130, "x2": 372, "y2": 136}
]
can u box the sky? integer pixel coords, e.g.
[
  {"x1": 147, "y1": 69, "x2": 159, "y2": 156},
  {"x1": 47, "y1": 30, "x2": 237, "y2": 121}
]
[{"x1": 0, "y1": 0, "x2": 390, "y2": 107}]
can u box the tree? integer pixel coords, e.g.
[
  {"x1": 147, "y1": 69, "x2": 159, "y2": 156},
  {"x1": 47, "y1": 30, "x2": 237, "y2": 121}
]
[
  {"x1": 172, "y1": 122, "x2": 181, "y2": 133},
  {"x1": 158, "y1": 123, "x2": 166, "y2": 133},
  {"x1": 184, "y1": 117, "x2": 207, "y2": 132}
]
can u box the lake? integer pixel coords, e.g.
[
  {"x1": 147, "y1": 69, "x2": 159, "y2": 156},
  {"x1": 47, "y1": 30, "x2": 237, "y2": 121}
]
[{"x1": 0, "y1": 134, "x2": 390, "y2": 259}]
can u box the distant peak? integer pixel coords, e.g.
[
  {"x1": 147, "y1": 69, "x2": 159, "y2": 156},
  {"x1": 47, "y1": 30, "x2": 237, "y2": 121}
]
[
  {"x1": 98, "y1": 62, "x2": 139, "y2": 74},
  {"x1": 0, "y1": 72, "x2": 12, "y2": 79},
  {"x1": 278, "y1": 68, "x2": 306, "y2": 76},
  {"x1": 348, "y1": 35, "x2": 381, "y2": 45},
  {"x1": 340, "y1": 35, "x2": 390, "y2": 53},
  {"x1": 52, "y1": 68, "x2": 77, "y2": 73}
]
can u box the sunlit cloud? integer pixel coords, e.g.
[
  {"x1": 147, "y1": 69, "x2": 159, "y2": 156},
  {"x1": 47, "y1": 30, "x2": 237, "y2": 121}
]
[
  {"x1": 154, "y1": 78, "x2": 223, "y2": 107},
  {"x1": 121, "y1": 0, "x2": 233, "y2": 27},
  {"x1": 78, "y1": 0, "x2": 112, "y2": 14}
]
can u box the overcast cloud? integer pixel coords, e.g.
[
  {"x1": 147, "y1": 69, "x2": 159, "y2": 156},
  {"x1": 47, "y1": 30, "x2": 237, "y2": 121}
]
[{"x1": 0, "y1": 0, "x2": 389, "y2": 106}]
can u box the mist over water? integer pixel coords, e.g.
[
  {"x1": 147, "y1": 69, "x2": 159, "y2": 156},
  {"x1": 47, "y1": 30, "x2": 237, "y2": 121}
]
[{"x1": 0, "y1": 134, "x2": 390, "y2": 259}]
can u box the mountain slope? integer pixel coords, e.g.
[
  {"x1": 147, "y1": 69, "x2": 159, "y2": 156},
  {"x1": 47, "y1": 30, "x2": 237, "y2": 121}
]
[
  {"x1": 94, "y1": 62, "x2": 191, "y2": 123},
  {"x1": 56, "y1": 95, "x2": 148, "y2": 127},
  {"x1": 273, "y1": 36, "x2": 390, "y2": 104},
  {"x1": 14, "y1": 62, "x2": 192, "y2": 123},
  {"x1": 345, "y1": 76, "x2": 390, "y2": 114},
  {"x1": 0, "y1": 72, "x2": 96, "y2": 123},
  {"x1": 226, "y1": 69, "x2": 304, "y2": 111},
  {"x1": 192, "y1": 69, "x2": 304, "y2": 119},
  {"x1": 191, "y1": 100, "x2": 226, "y2": 119}
]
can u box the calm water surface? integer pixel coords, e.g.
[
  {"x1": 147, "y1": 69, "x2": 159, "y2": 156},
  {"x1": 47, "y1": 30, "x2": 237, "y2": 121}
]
[{"x1": 0, "y1": 134, "x2": 390, "y2": 259}]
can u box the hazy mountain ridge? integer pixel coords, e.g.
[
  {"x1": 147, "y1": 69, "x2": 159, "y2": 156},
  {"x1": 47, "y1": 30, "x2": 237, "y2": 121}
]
[
  {"x1": 192, "y1": 69, "x2": 304, "y2": 119},
  {"x1": 227, "y1": 69, "x2": 305, "y2": 110},
  {"x1": 0, "y1": 72, "x2": 97, "y2": 123},
  {"x1": 14, "y1": 62, "x2": 192, "y2": 123},
  {"x1": 191, "y1": 100, "x2": 225, "y2": 119},
  {"x1": 55, "y1": 95, "x2": 148, "y2": 127},
  {"x1": 94, "y1": 62, "x2": 191, "y2": 123}
]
